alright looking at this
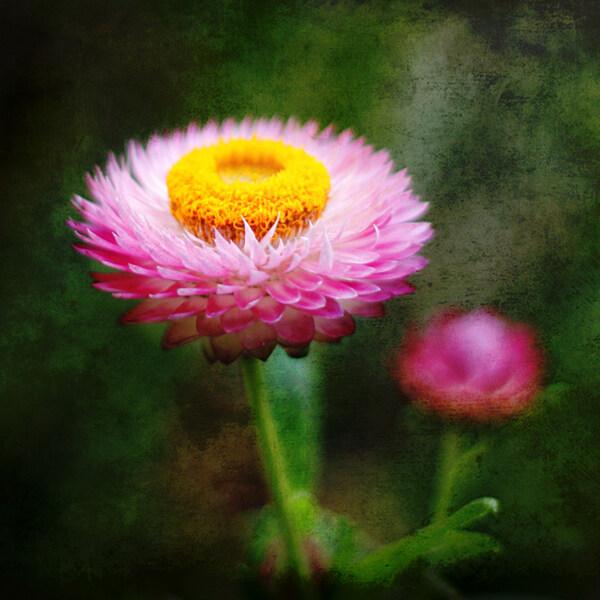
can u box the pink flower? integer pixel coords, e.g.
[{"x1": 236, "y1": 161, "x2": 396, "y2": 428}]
[
  {"x1": 396, "y1": 309, "x2": 544, "y2": 421},
  {"x1": 69, "y1": 118, "x2": 432, "y2": 363}
]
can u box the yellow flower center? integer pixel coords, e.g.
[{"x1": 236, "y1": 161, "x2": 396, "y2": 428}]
[{"x1": 167, "y1": 138, "x2": 330, "y2": 243}]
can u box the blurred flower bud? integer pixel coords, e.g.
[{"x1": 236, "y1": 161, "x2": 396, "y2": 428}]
[{"x1": 395, "y1": 308, "x2": 544, "y2": 422}]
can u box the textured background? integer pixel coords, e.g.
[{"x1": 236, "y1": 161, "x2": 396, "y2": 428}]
[{"x1": 2, "y1": 1, "x2": 600, "y2": 598}]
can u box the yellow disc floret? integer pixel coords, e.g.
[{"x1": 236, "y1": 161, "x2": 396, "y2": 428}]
[{"x1": 167, "y1": 138, "x2": 330, "y2": 243}]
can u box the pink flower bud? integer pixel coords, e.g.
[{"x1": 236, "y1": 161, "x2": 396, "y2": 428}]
[{"x1": 395, "y1": 308, "x2": 544, "y2": 422}]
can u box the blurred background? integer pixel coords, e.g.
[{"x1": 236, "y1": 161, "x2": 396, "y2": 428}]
[{"x1": 2, "y1": 0, "x2": 600, "y2": 597}]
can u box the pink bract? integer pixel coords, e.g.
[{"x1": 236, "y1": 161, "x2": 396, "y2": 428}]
[
  {"x1": 396, "y1": 309, "x2": 544, "y2": 421},
  {"x1": 69, "y1": 117, "x2": 432, "y2": 363}
]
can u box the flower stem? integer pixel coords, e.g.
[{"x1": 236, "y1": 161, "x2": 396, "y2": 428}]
[
  {"x1": 431, "y1": 425, "x2": 462, "y2": 523},
  {"x1": 241, "y1": 356, "x2": 311, "y2": 581}
]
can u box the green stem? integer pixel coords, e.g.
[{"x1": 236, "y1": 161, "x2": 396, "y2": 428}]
[
  {"x1": 431, "y1": 425, "x2": 462, "y2": 523},
  {"x1": 241, "y1": 356, "x2": 311, "y2": 581}
]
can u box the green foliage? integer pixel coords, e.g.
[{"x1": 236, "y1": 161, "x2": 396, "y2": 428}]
[{"x1": 349, "y1": 498, "x2": 499, "y2": 584}]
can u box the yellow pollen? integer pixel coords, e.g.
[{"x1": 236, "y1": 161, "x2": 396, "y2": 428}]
[{"x1": 167, "y1": 138, "x2": 330, "y2": 243}]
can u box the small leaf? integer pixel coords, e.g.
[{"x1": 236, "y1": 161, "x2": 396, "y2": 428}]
[
  {"x1": 348, "y1": 497, "x2": 500, "y2": 584},
  {"x1": 349, "y1": 525, "x2": 449, "y2": 584},
  {"x1": 426, "y1": 530, "x2": 501, "y2": 566},
  {"x1": 442, "y1": 497, "x2": 499, "y2": 531}
]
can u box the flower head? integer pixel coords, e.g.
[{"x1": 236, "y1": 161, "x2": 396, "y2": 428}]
[
  {"x1": 395, "y1": 308, "x2": 544, "y2": 421},
  {"x1": 70, "y1": 118, "x2": 432, "y2": 363}
]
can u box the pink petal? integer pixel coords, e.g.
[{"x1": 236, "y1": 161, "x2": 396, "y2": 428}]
[
  {"x1": 271, "y1": 307, "x2": 315, "y2": 343},
  {"x1": 217, "y1": 283, "x2": 247, "y2": 294},
  {"x1": 286, "y1": 270, "x2": 323, "y2": 291},
  {"x1": 333, "y1": 248, "x2": 380, "y2": 264},
  {"x1": 209, "y1": 334, "x2": 244, "y2": 364},
  {"x1": 176, "y1": 284, "x2": 218, "y2": 296},
  {"x1": 293, "y1": 290, "x2": 327, "y2": 311},
  {"x1": 300, "y1": 296, "x2": 344, "y2": 319},
  {"x1": 156, "y1": 265, "x2": 202, "y2": 282},
  {"x1": 312, "y1": 331, "x2": 340, "y2": 343},
  {"x1": 205, "y1": 294, "x2": 236, "y2": 317},
  {"x1": 314, "y1": 313, "x2": 355, "y2": 339},
  {"x1": 121, "y1": 298, "x2": 185, "y2": 323},
  {"x1": 91, "y1": 271, "x2": 137, "y2": 284},
  {"x1": 93, "y1": 274, "x2": 172, "y2": 297},
  {"x1": 390, "y1": 278, "x2": 418, "y2": 294},
  {"x1": 221, "y1": 307, "x2": 255, "y2": 333},
  {"x1": 264, "y1": 280, "x2": 302, "y2": 304},
  {"x1": 162, "y1": 317, "x2": 202, "y2": 348},
  {"x1": 353, "y1": 289, "x2": 394, "y2": 302},
  {"x1": 151, "y1": 284, "x2": 183, "y2": 298},
  {"x1": 317, "y1": 278, "x2": 358, "y2": 299},
  {"x1": 234, "y1": 287, "x2": 264, "y2": 310},
  {"x1": 196, "y1": 313, "x2": 225, "y2": 336},
  {"x1": 242, "y1": 219, "x2": 267, "y2": 265},
  {"x1": 168, "y1": 297, "x2": 208, "y2": 319},
  {"x1": 318, "y1": 230, "x2": 334, "y2": 271},
  {"x1": 248, "y1": 341, "x2": 277, "y2": 361},
  {"x1": 128, "y1": 263, "x2": 162, "y2": 277},
  {"x1": 373, "y1": 279, "x2": 415, "y2": 297},
  {"x1": 251, "y1": 296, "x2": 285, "y2": 323},
  {"x1": 281, "y1": 343, "x2": 310, "y2": 358},
  {"x1": 341, "y1": 300, "x2": 385, "y2": 317},
  {"x1": 74, "y1": 244, "x2": 132, "y2": 269},
  {"x1": 237, "y1": 319, "x2": 277, "y2": 350},
  {"x1": 247, "y1": 270, "x2": 270, "y2": 285},
  {"x1": 347, "y1": 281, "x2": 381, "y2": 295}
]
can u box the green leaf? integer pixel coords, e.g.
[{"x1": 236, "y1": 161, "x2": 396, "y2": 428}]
[
  {"x1": 426, "y1": 530, "x2": 501, "y2": 567},
  {"x1": 263, "y1": 347, "x2": 324, "y2": 492},
  {"x1": 313, "y1": 510, "x2": 377, "y2": 573},
  {"x1": 348, "y1": 497, "x2": 500, "y2": 584},
  {"x1": 442, "y1": 497, "x2": 499, "y2": 530},
  {"x1": 349, "y1": 531, "x2": 427, "y2": 583}
]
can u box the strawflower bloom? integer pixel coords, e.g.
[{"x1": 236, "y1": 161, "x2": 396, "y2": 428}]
[
  {"x1": 396, "y1": 308, "x2": 543, "y2": 421},
  {"x1": 69, "y1": 118, "x2": 432, "y2": 363}
]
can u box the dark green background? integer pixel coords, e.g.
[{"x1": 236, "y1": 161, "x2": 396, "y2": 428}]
[{"x1": 2, "y1": 1, "x2": 600, "y2": 598}]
